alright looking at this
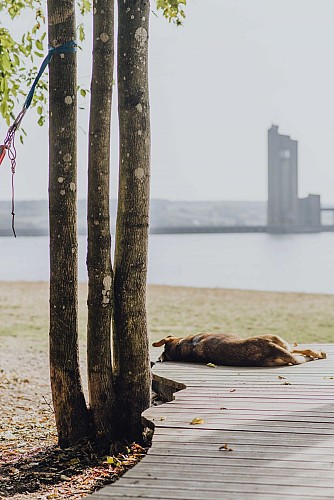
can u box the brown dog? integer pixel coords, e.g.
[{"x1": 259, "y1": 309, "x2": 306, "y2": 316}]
[{"x1": 152, "y1": 333, "x2": 327, "y2": 367}]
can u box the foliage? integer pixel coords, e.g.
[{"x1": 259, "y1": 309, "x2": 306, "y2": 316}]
[
  {"x1": 78, "y1": 0, "x2": 91, "y2": 16},
  {"x1": 0, "y1": 2, "x2": 46, "y2": 131},
  {"x1": 156, "y1": 0, "x2": 187, "y2": 25},
  {"x1": 0, "y1": 0, "x2": 187, "y2": 131},
  {"x1": 0, "y1": 0, "x2": 42, "y2": 19}
]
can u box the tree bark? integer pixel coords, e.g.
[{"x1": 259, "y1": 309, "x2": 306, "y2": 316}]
[
  {"x1": 87, "y1": 0, "x2": 116, "y2": 449},
  {"x1": 113, "y1": 0, "x2": 151, "y2": 442},
  {"x1": 48, "y1": 0, "x2": 90, "y2": 448}
]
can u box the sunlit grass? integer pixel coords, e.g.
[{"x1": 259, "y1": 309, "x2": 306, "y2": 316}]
[
  {"x1": 0, "y1": 282, "x2": 333, "y2": 345},
  {"x1": 147, "y1": 285, "x2": 334, "y2": 344}
]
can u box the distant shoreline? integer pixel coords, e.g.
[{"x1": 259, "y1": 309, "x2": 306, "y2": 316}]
[
  {"x1": 1, "y1": 224, "x2": 334, "y2": 237},
  {"x1": 2, "y1": 199, "x2": 334, "y2": 236}
]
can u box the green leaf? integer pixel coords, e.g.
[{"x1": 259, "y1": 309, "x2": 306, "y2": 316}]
[
  {"x1": 0, "y1": 99, "x2": 8, "y2": 117},
  {"x1": 78, "y1": 24, "x2": 85, "y2": 42},
  {"x1": 35, "y1": 39, "x2": 43, "y2": 51},
  {"x1": 1, "y1": 52, "x2": 12, "y2": 72}
]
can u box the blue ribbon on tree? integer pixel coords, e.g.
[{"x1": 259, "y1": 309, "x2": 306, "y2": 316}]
[{"x1": 24, "y1": 40, "x2": 77, "y2": 110}]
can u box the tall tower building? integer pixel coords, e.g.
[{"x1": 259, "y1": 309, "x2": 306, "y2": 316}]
[{"x1": 267, "y1": 125, "x2": 299, "y2": 230}]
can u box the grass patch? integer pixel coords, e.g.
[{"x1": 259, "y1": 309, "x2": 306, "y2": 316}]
[
  {"x1": 147, "y1": 285, "x2": 334, "y2": 343},
  {"x1": 0, "y1": 282, "x2": 333, "y2": 344}
]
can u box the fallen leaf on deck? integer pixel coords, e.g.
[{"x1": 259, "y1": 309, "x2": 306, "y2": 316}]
[
  {"x1": 219, "y1": 443, "x2": 233, "y2": 451},
  {"x1": 229, "y1": 389, "x2": 236, "y2": 393},
  {"x1": 190, "y1": 418, "x2": 205, "y2": 425},
  {"x1": 207, "y1": 363, "x2": 217, "y2": 368},
  {"x1": 277, "y1": 376, "x2": 286, "y2": 380}
]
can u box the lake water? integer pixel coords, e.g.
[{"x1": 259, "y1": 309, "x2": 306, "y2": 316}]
[{"x1": 0, "y1": 232, "x2": 334, "y2": 294}]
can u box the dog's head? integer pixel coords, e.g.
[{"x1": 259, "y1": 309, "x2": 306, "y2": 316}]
[{"x1": 152, "y1": 336, "x2": 180, "y2": 361}]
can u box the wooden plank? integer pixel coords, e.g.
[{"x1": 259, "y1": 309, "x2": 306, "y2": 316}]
[
  {"x1": 154, "y1": 401, "x2": 334, "y2": 409},
  {"x1": 145, "y1": 407, "x2": 334, "y2": 422},
  {"x1": 152, "y1": 437, "x2": 334, "y2": 449},
  {"x1": 149, "y1": 412, "x2": 334, "y2": 422},
  {"x1": 90, "y1": 492, "x2": 329, "y2": 500},
  {"x1": 151, "y1": 426, "x2": 334, "y2": 436},
  {"x1": 140, "y1": 454, "x2": 334, "y2": 469},
  {"x1": 153, "y1": 374, "x2": 334, "y2": 381},
  {"x1": 149, "y1": 423, "x2": 334, "y2": 434},
  {"x1": 153, "y1": 368, "x2": 334, "y2": 374},
  {"x1": 147, "y1": 419, "x2": 334, "y2": 430},
  {"x1": 148, "y1": 443, "x2": 334, "y2": 456},
  {"x1": 169, "y1": 387, "x2": 334, "y2": 394},
  {"x1": 94, "y1": 484, "x2": 334, "y2": 499},
  {"x1": 113, "y1": 478, "x2": 334, "y2": 496},
  {"x1": 153, "y1": 428, "x2": 334, "y2": 444},
  {"x1": 150, "y1": 371, "x2": 334, "y2": 377},
  {"x1": 122, "y1": 474, "x2": 334, "y2": 489},
  {"x1": 147, "y1": 447, "x2": 334, "y2": 461},
  {"x1": 175, "y1": 389, "x2": 334, "y2": 396},
  {"x1": 126, "y1": 464, "x2": 334, "y2": 479},
  {"x1": 149, "y1": 403, "x2": 334, "y2": 413},
  {"x1": 153, "y1": 404, "x2": 334, "y2": 413}
]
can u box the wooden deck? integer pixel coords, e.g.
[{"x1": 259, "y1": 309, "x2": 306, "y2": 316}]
[{"x1": 90, "y1": 344, "x2": 334, "y2": 499}]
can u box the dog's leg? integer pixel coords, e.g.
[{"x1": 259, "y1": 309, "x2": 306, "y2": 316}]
[
  {"x1": 263, "y1": 344, "x2": 313, "y2": 366},
  {"x1": 292, "y1": 348, "x2": 327, "y2": 359},
  {"x1": 265, "y1": 335, "x2": 291, "y2": 351}
]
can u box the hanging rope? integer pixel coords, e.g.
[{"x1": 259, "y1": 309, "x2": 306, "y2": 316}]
[{"x1": 0, "y1": 40, "x2": 77, "y2": 236}]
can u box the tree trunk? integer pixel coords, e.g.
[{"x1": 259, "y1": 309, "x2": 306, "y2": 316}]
[
  {"x1": 87, "y1": 0, "x2": 116, "y2": 449},
  {"x1": 48, "y1": 0, "x2": 90, "y2": 448},
  {"x1": 113, "y1": 0, "x2": 151, "y2": 442}
]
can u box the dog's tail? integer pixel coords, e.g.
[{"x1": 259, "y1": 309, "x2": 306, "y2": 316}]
[{"x1": 152, "y1": 336, "x2": 174, "y2": 347}]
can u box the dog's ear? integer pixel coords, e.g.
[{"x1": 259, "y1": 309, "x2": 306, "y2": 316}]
[
  {"x1": 152, "y1": 335, "x2": 177, "y2": 347},
  {"x1": 152, "y1": 338, "x2": 168, "y2": 347}
]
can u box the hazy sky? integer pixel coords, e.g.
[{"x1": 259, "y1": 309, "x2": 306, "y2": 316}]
[{"x1": 1, "y1": 0, "x2": 334, "y2": 203}]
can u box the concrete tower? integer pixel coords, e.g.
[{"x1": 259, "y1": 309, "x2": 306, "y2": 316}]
[{"x1": 267, "y1": 125, "x2": 299, "y2": 230}]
